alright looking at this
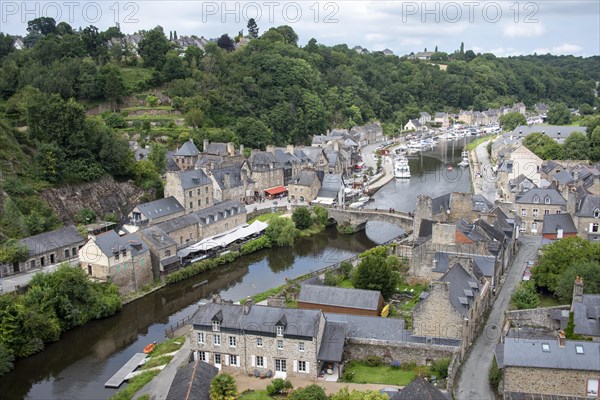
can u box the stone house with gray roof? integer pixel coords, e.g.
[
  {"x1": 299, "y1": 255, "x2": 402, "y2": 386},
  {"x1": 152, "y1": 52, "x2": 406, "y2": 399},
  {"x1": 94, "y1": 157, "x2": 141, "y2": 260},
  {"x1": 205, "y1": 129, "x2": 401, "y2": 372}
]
[
  {"x1": 507, "y1": 125, "x2": 586, "y2": 145},
  {"x1": 165, "y1": 169, "x2": 214, "y2": 214},
  {"x1": 571, "y1": 277, "x2": 600, "y2": 339},
  {"x1": 15, "y1": 226, "x2": 85, "y2": 275},
  {"x1": 173, "y1": 139, "x2": 201, "y2": 170},
  {"x1": 241, "y1": 151, "x2": 284, "y2": 194},
  {"x1": 127, "y1": 196, "x2": 185, "y2": 226},
  {"x1": 196, "y1": 140, "x2": 245, "y2": 170},
  {"x1": 568, "y1": 193, "x2": 600, "y2": 241},
  {"x1": 516, "y1": 188, "x2": 567, "y2": 235},
  {"x1": 495, "y1": 336, "x2": 600, "y2": 399},
  {"x1": 266, "y1": 145, "x2": 303, "y2": 186},
  {"x1": 542, "y1": 213, "x2": 578, "y2": 240},
  {"x1": 297, "y1": 285, "x2": 384, "y2": 316},
  {"x1": 201, "y1": 164, "x2": 254, "y2": 204},
  {"x1": 139, "y1": 225, "x2": 180, "y2": 274},
  {"x1": 287, "y1": 170, "x2": 321, "y2": 203},
  {"x1": 78, "y1": 230, "x2": 153, "y2": 294}
]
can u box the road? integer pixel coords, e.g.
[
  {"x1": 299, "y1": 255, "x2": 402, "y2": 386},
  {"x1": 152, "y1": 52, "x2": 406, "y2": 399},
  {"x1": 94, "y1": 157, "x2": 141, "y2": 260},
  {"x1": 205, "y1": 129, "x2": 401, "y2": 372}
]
[
  {"x1": 455, "y1": 235, "x2": 541, "y2": 400},
  {"x1": 471, "y1": 138, "x2": 498, "y2": 204},
  {"x1": 0, "y1": 259, "x2": 78, "y2": 293}
]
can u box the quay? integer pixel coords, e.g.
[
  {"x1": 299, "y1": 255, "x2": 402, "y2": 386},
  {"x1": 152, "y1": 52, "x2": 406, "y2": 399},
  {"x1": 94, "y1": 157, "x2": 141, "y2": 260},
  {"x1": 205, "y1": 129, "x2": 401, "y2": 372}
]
[{"x1": 104, "y1": 353, "x2": 147, "y2": 388}]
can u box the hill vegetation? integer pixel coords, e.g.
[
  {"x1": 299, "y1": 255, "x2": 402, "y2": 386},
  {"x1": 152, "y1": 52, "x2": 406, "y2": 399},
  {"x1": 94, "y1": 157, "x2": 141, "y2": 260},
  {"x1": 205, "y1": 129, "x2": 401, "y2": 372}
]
[{"x1": 0, "y1": 18, "x2": 599, "y2": 240}]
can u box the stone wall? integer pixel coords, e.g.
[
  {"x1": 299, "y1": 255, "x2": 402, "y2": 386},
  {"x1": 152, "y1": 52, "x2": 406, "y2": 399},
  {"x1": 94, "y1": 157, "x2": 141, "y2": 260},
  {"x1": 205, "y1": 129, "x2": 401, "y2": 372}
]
[
  {"x1": 503, "y1": 366, "x2": 598, "y2": 398},
  {"x1": 412, "y1": 282, "x2": 463, "y2": 339},
  {"x1": 344, "y1": 337, "x2": 458, "y2": 366},
  {"x1": 505, "y1": 306, "x2": 569, "y2": 331}
]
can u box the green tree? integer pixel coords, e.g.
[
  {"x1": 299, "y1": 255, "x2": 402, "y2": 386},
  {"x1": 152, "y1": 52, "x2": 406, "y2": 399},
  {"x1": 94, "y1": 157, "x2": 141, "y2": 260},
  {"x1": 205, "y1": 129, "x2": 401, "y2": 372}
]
[
  {"x1": 101, "y1": 64, "x2": 126, "y2": 111},
  {"x1": 235, "y1": 117, "x2": 274, "y2": 149},
  {"x1": 511, "y1": 281, "x2": 539, "y2": 309},
  {"x1": 0, "y1": 33, "x2": 15, "y2": 59},
  {"x1": 148, "y1": 144, "x2": 167, "y2": 173},
  {"x1": 81, "y1": 25, "x2": 108, "y2": 64},
  {"x1": 185, "y1": 109, "x2": 204, "y2": 128},
  {"x1": 138, "y1": 26, "x2": 171, "y2": 68},
  {"x1": 292, "y1": 207, "x2": 312, "y2": 229},
  {"x1": 554, "y1": 261, "x2": 600, "y2": 303},
  {"x1": 216, "y1": 34, "x2": 235, "y2": 52},
  {"x1": 547, "y1": 103, "x2": 572, "y2": 125},
  {"x1": 76, "y1": 208, "x2": 97, "y2": 224},
  {"x1": 522, "y1": 132, "x2": 564, "y2": 159},
  {"x1": 289, "y1": 384, "x2": 327, "y2": 400},
  {"x1": 0, "y1": 343, "x2": 15, "y2": 375},
  {"x1": 562, "y1": 131, "x2": 589, "y2": 160},
  {"x1": 27, "y1": 17, "x2": 56, "y2": 35},
  {"x1": 209, "y1": 373, "x2": 237, "y2": 400},
  {"x1": 313, "y1": 206, "x2": 328, "y2": 226},
  {"x1": 0, "y1": 239, "x2": 30, "y2": 265},
  {"x1": 589, "y1": 126, "x2": 600, "y2": 162},
  {"x1": 247, "y1": 18, "x2": 259, "y2": 38},
  {"x1": 265, "y1": 216, "x2": 297, "y2": 247},
  {"x1": 499, "y1": 112, "x2": 527, "y2": 131},
  {"x1": 352, "y1": 255, "x2": 398, "y2": 298}
]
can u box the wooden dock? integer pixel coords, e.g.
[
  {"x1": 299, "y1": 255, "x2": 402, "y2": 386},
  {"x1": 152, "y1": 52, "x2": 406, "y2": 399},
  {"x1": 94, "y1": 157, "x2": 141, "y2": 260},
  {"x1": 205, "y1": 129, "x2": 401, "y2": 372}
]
[{"x1": 104, "y1": 353, "x2": 147, "y2": 388}]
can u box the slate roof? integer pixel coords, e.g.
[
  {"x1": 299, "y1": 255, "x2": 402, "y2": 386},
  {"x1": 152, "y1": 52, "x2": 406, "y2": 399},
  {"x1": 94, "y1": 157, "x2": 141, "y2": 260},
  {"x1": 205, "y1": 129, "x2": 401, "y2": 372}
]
[
  {"x1": 540, "y1": 160, "x2": 562, "y2": 175},
  {"x1": 321, "y1": 173, "x2": 344, "y2": 191},
  {"x1": 317, "y1": 321, "x2": 347, "y2": 362},
  {"x1": 553, "y1": 170, "x2": 574, "y2": 186},
  {"x1": 93, "y1": 230, "x2": 149, "y2": 257},
  {"x1": 574, "y1": 194, "x2": 600, "y2": 217},
  {"x1": 497, "y1": 337, "x2": 600, "y2": 371},
  {"x1": 272, "y1": 149, "x2": 300, "y2": 168},
  {"x1": 298, "y1": 285, "x2": 382, "y2": 311},
  {"x1": 210, "y1": 165, "x2": 246, "y2": 190},
  {"x1": 456, "y1": 219, "x2": 491, "y2": 242},
  {"x1": 179, "y1": 169, "x2": 212, "y2": 190},
  {"x1": 175, "y1": 139, "x2": 200, "y2": 157},
  {"x1": 504, "y1": 392, "x2": 590, "y2": 400},
  {"x1": 391, "y1": 377, "x2": 448, "y2": 400},
  {"x1": 165, "y1": 360, "x2": 218, "y2": 400},
  {"x1": 139, "y1": 226, "x2": 177, "y2": 250},
  {"x1": 516, "y1": 188, "x2": 566, "y2": 206},
  {"x1": 165, "y1": 151, "x2": 180, "y2": 171},
  {"x1": 247, "y1": 151, "x2": 282, "y2": 172},
  {"x1": 431, "y1": 193, "x2": 451, "y2": 214},
  {"x1": 573, "y1": 295, "x2": 600, "y2": 337},
  {"x1": 472, "y1": 255, "x2": 496, "y2": 278},
  {"x1": 20, "y1": 226, "x2": 85, "y2": 257},
  {"x1": 323, "y1": 313, "x2": 406, "y2": 341},
  {"x1": 471, "y1": 194, "x2": 494, "y2": 212},
  {"x1": 433, "y1": 252, "x2": 450, "y2": 273},
  {"x1": 440, "y1": 263, "x2": 480, "y2": 317},
  {"x1": 289, "y1": 170, "x2": 318, "y2": 187},
  {"x1": 542, "y1": 214, "x2": 577, "y2": 235},
  {"x1": 134, "y1": 196, "x2": 184, "y2": 220},
  {"x1": 507, "y1": 125, "x2": 585, "y2": 140},
  {"x1": 155, "y1": 201, "x2": 245, "y2": 233},
  {"x1": 205, "y1": 142, "x2": 229, "y2": 156},
  {"x1": 296, "y1": 147, "x2": 323, "y2": 164},
  {"x1": 192, "y1": 302, "x2": 322, "y2": 338}
]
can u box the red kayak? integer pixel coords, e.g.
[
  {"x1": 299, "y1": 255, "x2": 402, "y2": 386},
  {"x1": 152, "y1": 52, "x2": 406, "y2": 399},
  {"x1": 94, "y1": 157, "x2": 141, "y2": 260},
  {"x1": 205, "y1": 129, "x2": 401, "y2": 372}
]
[{"x1": 143, "y1": 342, "x2": 156, "y2": 354}]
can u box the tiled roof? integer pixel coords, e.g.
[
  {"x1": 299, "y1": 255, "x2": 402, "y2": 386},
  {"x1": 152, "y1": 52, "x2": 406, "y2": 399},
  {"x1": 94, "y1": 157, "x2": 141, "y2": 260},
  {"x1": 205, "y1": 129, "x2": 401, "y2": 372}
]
[
  {"x1": 93, "y1": 230, "x2": 149, "y2": 257},
  {"x1": 516, "y1": 188, "x2": 566, "y2": 206},
  {"x1": 165, "y1": 360, "x2": 218, "y2": 400},
  {"x1": 175, "y1": 139, "x2": 200, "y2": 157},
  {"x1": 20, "y1": 226, "x2": 85, "y2": 257},
  {"x1": 179, "y1": 169, "x2": 212, "y2": 190},
  {"x1": 542, "y1": 214, "x2": 577, "y2": 235},
  {"x1": 135, "y1": 196, "x2": 183, "y2": 220},
  {"x1": 298, "y1": 285, "x2": 381, "y2": 310}
]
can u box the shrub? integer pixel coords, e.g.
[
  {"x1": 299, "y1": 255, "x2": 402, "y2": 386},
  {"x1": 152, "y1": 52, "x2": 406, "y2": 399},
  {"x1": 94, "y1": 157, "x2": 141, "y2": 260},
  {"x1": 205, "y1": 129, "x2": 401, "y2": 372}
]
[
  {"x1": 399, "y1": 361, "x2": 416, "y2": 370},
  {"x1": 292, "y1": 207, "x2": 312, "y2": 230},
  {"x1": 289, "y1": 384, "x2": 327, "y2": 400},
  {"x1": 266, "y1": 378, "x2": 291, "y2": 395},
  {"x1": 166, "y1": 252, "x2": 241, "y2": 284},
  {"x1": 339, "y1": 261, "x2": 353, "y2": 279},
  {"x1": 324, "y1": 270, "x2": 342, "y2": 286},
  {"x1": 430, "y1": 358, "x2": 450, "y2": 379},
  {"x1": 341, "y1": 369, "x2": 354, "y2": 382},
  {"x1": 210, "y1": 373, "x2": 237, "y2": 400},
  {"x1": 313, "y1": 206, "x2": 328, "y2": 226},
  {"x1": 511, "y1": 281, "x2": 539, "y2": 310},
  {"x1": 489, "y1": 357, "x2": 501, "y2": 393},
  {"x1": 365, "y1": 356, "x2": 383, "y2": 367},
  {"x1": 240, "y1": 236, "x2": 272, "y2": 255}
]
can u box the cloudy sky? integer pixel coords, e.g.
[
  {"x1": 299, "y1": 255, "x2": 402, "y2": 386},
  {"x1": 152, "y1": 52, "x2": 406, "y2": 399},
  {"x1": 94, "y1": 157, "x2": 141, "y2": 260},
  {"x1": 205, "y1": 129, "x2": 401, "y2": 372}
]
[{"x1": 2, "y1": 1, "x2": 599, "y2": 56}]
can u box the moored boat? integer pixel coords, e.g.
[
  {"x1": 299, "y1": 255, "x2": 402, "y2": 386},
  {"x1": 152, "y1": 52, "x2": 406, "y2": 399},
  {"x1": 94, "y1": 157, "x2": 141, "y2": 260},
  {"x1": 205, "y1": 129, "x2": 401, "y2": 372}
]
[{"x1": 143, "y1": 342, "x2": 157, "y2": 354}]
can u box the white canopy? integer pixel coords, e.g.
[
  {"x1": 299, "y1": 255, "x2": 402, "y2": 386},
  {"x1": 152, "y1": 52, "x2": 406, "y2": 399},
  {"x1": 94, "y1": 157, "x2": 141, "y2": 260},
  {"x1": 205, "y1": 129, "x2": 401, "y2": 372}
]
[{"x1": 176, "y1": 220, "x2": 269, "y2": 258}]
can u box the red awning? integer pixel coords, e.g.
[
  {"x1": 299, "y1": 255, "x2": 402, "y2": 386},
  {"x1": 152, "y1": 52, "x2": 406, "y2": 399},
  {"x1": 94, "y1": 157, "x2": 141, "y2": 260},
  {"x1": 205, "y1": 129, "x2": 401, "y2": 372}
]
[{"x1": 265, "y1": 186, "x2": 288, "y2": 196}]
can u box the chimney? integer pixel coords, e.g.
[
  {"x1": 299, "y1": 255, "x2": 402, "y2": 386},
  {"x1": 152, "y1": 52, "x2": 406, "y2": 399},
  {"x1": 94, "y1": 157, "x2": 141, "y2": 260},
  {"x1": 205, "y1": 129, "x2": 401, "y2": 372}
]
[
  {"x1": 286, "y1": 144, "x2": 294, "y2": 154},
  {"x1": 572, "y1": 276, "x2": 584, "y2": 306},
  {"x1": 211, "y1": 294, "x2": 222, "y2": 304},
  {"x1": 243, "y1": 298, "x2": 253, "y2": 315},
  {"x1": 558, "y1": 330, "x2": 566, "y2": 347},
  {"x1": 223, "y1": 173, "x2": 231, "y2": 189},
  {"x1": 227, "y1": 142, "x2": 235, "y2": 157},
  {"x1": 203, "y1": 139, "x2": 209, "y2": 153},
  {"x1": 240, "y1": 144, "x2": 244, "y2": 156}
]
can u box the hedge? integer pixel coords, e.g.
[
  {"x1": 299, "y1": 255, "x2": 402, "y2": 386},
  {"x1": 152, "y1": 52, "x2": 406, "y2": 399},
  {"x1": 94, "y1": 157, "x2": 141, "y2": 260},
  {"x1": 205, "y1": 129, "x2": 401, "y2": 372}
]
[
  {"x1": 166, "y1": 251, "x2": 241, "y2": 284},
  {"x1": 241, "y1": 236, "x2": 272, "y2": 255}
]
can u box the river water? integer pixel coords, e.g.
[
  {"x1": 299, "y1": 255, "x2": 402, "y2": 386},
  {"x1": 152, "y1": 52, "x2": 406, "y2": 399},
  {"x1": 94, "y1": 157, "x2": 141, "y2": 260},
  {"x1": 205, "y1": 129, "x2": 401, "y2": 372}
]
[{"x1": 2, "y1": 137, "x2": 473, "y2": 399}]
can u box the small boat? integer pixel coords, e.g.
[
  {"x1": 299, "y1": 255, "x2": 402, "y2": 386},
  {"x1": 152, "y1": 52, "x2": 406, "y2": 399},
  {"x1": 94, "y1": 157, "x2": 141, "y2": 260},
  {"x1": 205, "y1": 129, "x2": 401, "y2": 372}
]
[
  {"x1": 458, "y1": 150, "x2": 470, "y2": 167},
  {"x1": 143, "y1": 342, "x2": 157, "y2": 354},
  {"x1": 447, "y1": 164, "x2": 453, "y2": 171},
  {"x1": 357, "y1": 196, "x2": 371, "y2": 203},
  {"x1": 394, "y1": 156, "x2": 411, "y2": 179}
]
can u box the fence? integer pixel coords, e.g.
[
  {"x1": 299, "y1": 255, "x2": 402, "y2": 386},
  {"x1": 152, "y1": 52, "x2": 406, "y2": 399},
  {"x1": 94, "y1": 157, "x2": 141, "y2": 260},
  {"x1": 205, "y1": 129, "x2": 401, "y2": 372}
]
[{"x1": 165, "y1": 315, "x2": 192, "y2": 338}]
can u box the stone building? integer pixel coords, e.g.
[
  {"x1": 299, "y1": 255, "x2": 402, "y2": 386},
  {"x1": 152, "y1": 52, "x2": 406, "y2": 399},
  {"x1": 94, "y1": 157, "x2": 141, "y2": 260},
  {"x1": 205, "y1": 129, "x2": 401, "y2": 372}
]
[
  {"x1": 569, "y1": 193, "x2": 600, "y2": 241},
  {"x1": 196, "y1": 140, "x2": 245, "y2": 170},
  {"x1": 16, "y1": 226, "x2": 85, "y2": 275},
  {"x1": 542, "y1": 213, "x2": 577, "y2": 240},
  {"x1": 241, "y1": 151, "x2": 284, "y2": 195},
  {"x1": 173, "y1": 139, "x2": 200, "y2": 171},
  {"x1": 287, "y1": 170, "x2": 322, "y2": 203},
  {"x1": 496, "y1": 336, "x2": 600, "y2": 399},
  {"x1": 267, "y1": 146, "x2": 302, "y2": 186},
  {"x1": 202, "y1": 164, "x2": 254, "y2": 204},
  {"x1": 165, "y1": 169, "x2": 214, "y2": 214},
  {"x1": 78, "y1": 230, "x2": 153, "y2": 294},
  {"x1": 515, "y1": 188, "x2": 567, "y2": 235},
  {"x1": 297, "y1": 285, "x2": 384, "y2": 317},
  {"x1": 571, "y1": 277, "x2": 600, "y2": 339},
  {"x1": 165, "y1": 359, "x2": 217, "y2": 400},
  {"x1": 139, "y1": 226, "x2": 180, "y2": 274},
  {"x1": 127, "y1": 196, "x2": 185, "y2": 226}
]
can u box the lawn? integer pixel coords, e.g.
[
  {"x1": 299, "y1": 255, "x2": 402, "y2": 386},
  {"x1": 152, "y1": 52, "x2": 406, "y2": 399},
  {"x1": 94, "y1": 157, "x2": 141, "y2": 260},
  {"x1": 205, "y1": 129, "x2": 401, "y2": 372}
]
[
  {"x1": 338, "y1": 279, "x2": 354, "y2": 288},
  {"x1": 121, "y1": 67, "x2": 154, "y2": 92},
  {"x1": 538, "y1": 293, "x2": 567, "y2": 308},
  {"x1": 140, "y1": 355, "x2": 174, "y2": 370},
  {"x1": 151, "y1": 336, "x2": 185, "y2": 357},
  {"x1": 238, "y1": 391, "x2": 273, "y2": 400},
  {"x1": 344, "y1": 364, "x2": 416, "y2": 386},
  {"x1": 248, "y1": 212, "x2": 284, "y2": 224}
]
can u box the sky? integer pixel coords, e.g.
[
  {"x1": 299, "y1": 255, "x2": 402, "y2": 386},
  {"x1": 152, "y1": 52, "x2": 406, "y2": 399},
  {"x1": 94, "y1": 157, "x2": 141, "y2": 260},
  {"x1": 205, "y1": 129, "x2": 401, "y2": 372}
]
[{"x1": 1, "y1": 0, "x2": 599, "y2": 57}]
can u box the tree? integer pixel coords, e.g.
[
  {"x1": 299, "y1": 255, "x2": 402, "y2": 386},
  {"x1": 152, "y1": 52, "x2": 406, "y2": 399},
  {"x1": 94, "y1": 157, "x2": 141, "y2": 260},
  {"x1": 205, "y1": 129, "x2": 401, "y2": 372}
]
[
  {"x1": 235, "y1": 117, "x2": 274, "y2": 149},
  {"x1": 547, "y1": 103, "x2": 572, "y2": 125},
  {"x1": 210, "y1": 373, "x2": 237, "y2": 400},
  {"x1": 82, "y1": 25, "x2": 108, "y2": 64},
  {"x1": 27, "y1": 17, "x2": 56, "y2": 35},
  {"x1": 498, "y1": 112, "x2": 526, "y2": 131},
  {"x1": 313, "y1": 206, "x2": 328, "y2": 226},
  {"x1": 511, "y1": 281, "x2": 539, "y2": 309},
  {"x1": 554, "y1": 261, "x2": 600, "y2": 303},
  {"x1": 185, "y1": 109, "x2": 204, "y2": 128},
  {"x1": 76, "y1": 208, "x2": 97, "y2": 224},
  {"x1": 0, "y1": 239, "x2": 30, "y2": 265},
  {"x1": 352, "y1": 254, "x2": 398, "y2": 298},
  {"x1": 0, "y1": 344, "x2": 15, "y2": 375},
  {"x1": 589, "y1": 126, "x2": 600, "y2": 162},
  {"x1": 533, "y1": 237, "x2": 600, "y2": 293},
  {"x1": 265, "y1": 217, "x2": 297, "y2": 247},
  {"x1": 138, "y1": 26, "x2": 171, "y2": 68},
  {"x1": 292, "y1": 207, "x2": 312, "y2": 230},
  {"x1": 247, "y1": 18, "x2": 259, "y2": 38},
  {"x1": 101, "y1": 65, "x2": 126, "y2": 111},
  {"x1": 0, "y1": 33, "x2": 15, "y2": 59},
  {"x1": 562, "y1": 131, "x2": 590, "y2": 160},
  {"x1": 289, "y1": 384, "x2": 327, "y2": 400},
  {"x1": 216, "y1": 34, "x2": 235, "y2": 52},
  {"x1": 148, "y1": 144, "x2": 167, "y2": 173},
  {"x1": 522, "y1": 132, "x2": 564, "y2": 160}
]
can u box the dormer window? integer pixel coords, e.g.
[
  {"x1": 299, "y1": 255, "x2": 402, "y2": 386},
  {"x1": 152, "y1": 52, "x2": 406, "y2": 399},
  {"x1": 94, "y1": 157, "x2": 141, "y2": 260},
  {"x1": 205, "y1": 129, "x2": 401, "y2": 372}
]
[
  {"x1": 276, "y1": 326, "x2": 284, "y2": 337},
  {"x1": 544, "y1": 196, "x2": 551, "y2": 204},
  {"x1": 594, "y1": 209, "x2": 600, "y2": 219},
  {"x1": 533, "y1": 195, "x2": 539, "y2": 204},
  {"x1": 212, "y1": 321, "x2": 220, "y2": 332}
]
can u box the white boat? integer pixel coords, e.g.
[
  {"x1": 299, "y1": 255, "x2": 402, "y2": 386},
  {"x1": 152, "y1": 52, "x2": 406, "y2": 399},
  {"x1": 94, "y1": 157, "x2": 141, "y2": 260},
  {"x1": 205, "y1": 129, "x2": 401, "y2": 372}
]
[
  {"x1": 358, "y1": 196, "x2": 371, "y2": 203},
  {"x1": 407, "y1": 140, "x2": 424, "y2": 150},
  {"x1": 397, "y1": 144, "x2": 408, "y2": 151},
  {"x1": 394, "y1": 156, "x2": 411, "y2": 179},
  {"x1": 349, "y1": 201, "x2": 365, "y2": 209},
  {"x1": 459, "y1": 150, "x2": 470, "y2": 167}
]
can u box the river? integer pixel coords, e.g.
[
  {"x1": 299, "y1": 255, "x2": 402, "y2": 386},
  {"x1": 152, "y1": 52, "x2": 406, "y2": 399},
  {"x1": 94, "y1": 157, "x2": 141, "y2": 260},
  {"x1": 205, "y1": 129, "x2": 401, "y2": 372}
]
[{"x1": 2, "y1": 136, "x2": 474, "y2": 399}]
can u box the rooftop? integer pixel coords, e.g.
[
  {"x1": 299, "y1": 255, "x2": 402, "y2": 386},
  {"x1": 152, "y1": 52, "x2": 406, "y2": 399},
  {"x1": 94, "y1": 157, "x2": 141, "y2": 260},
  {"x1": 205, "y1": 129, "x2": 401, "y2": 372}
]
[
  {"x1": 19, "y1": 225, "x2": 84, "y2": 257},
  {"x1": 298, "y1": 285, "x2": 382, "y2": 311}
]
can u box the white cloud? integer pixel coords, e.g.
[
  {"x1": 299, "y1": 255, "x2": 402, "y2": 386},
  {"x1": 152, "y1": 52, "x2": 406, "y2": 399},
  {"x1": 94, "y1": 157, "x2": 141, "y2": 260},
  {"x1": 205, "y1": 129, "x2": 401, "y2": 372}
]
[
  {"x1": 503, "y1": 23, "x2": 546, "y2": 38},
  {"x1": 533, "y1": 43, "x2": 583, "y2": 55}
]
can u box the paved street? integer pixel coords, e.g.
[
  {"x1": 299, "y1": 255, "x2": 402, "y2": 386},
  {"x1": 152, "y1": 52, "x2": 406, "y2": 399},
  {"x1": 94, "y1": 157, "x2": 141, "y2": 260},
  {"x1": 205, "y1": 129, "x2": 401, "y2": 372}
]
[
  {"x1": 0, "y1": 259, "x2": 78, "y2": 293},
  {"x1": 471, "y1": 138, "x2": 498, "y2": 204},
  {"x1": 455, "y1": 235, "x2": 541, "y2": 400}
]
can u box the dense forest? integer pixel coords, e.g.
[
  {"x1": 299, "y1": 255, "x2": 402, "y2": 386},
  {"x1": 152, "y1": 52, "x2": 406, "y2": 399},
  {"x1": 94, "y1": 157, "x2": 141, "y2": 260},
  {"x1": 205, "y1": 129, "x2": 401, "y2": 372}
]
[{"x1": 0, "y1": 17, "x2": 599, "y2": 242}]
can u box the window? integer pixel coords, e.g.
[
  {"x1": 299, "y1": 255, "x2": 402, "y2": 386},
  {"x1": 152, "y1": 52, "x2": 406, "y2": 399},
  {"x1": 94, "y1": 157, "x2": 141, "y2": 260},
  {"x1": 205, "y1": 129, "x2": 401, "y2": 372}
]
[
  {"x1": 256, "y1": 338, "x2": 263, "y2": 347},
  {"x1": 198, "y1": 199, "x2": 201, "y2": 206},
  {"x1": 521, "y1": 209, "x2": 527, "y2": 216},
  {"x1": 544, "y1": 196, "x2": 550, "y2": 204},
  {"x1": 541, "y1": 343, "x2": 550, "y2": 352},
  {"x1": 197, "y1": 332, "x2": 205, "y2": 344},
  {"x1": 197, "y1": 189, "x2": 201, "y2": 195},
  {"x1": 277, "y1": 340, "x2": 283, "y2": 350},
  {"x1": 214, "y1": 353, "x2": 221, "y2": 365},
  {"x1": 206, "y1": 197, "x2": 209, "y2": 205},
  {"x1": 531, "y1": 222, "x2": 537, "y2": 232},
  {"x1": 165, "y1": 250, "x2": 171, "y2": 257},
  {"x1": 556, "y1": 210, "x2": 561, "y2": 214},
  {"x1": 533, "y1": 195, "x2": 539, "y2": 204},
  {"x1": 198, "y1": 351, "x2": 206, "y2": 362},
  {"x1": 64, "y1": 249, "x2": 70, "y2": 258},
  {"x1": 256, "y1": 356, "x2": 264, "y2": 367},
  {"x1": 588, "y1": 379, "x2": 599, "y2": 396},
  {"x1": 298, "y1": 342, "x2": 304, "y2": 352},
  {"x1": 544, "y1": 209, "x2": 550, "y2": 215},
  {"x1": 189, "y1": 190, "x2": 192, "y2": 197},
  {"x1": 591, "y1": 223, "x2": 600, "y2": 233},
  {"x1": 532, "y1": 209, "x2": 538, "y2": 217},
  {"x1": 276, "y1": 326, "x2": 284, "y2": 336},
  {"x1": 298, "y1": 360, "x2": 306, "y2": 372},
  {"x1": 115, "y1": 253, "x2": 120, "y2": 261},
  {"x1": 275, "y1": 359, "x2": 286, "y2": 372},
  {"x1": 214, "y1": 334, "x2": 221, "y2": 346},
  {"x1": 229, "y1": 336, "x2": 236, "y2": 347},
  {"x1": 189, "y1": 202, "x2": 193, "y2": 209},
  {"x1": 72, "y1": 247, "x2": 77, "y2": 256},
  {"x1": 206, "y1": 186, "x2": 209, "y2": 193},
  {"x1": 122, "y1": 250, "x2": 127, "y2": 257},
  {"x1": 212, "y1": 321, "x2": 220, "y2": 332},
  {"x1": 594, "y1": 209, "x2": 600, "y2": 218},
  {"x1": 229, "y1": 355, "x2": 238, "y2": 366},
  {"x1": 576, "y1": 345, "x2": 584, "y2": 354}
]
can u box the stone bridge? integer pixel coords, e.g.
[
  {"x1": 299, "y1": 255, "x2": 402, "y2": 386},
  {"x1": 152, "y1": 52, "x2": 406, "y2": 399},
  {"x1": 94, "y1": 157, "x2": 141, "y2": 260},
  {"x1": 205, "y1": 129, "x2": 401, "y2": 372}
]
[{"x1": 327, "y1": 208, "x2": 414, "y2": 233}]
